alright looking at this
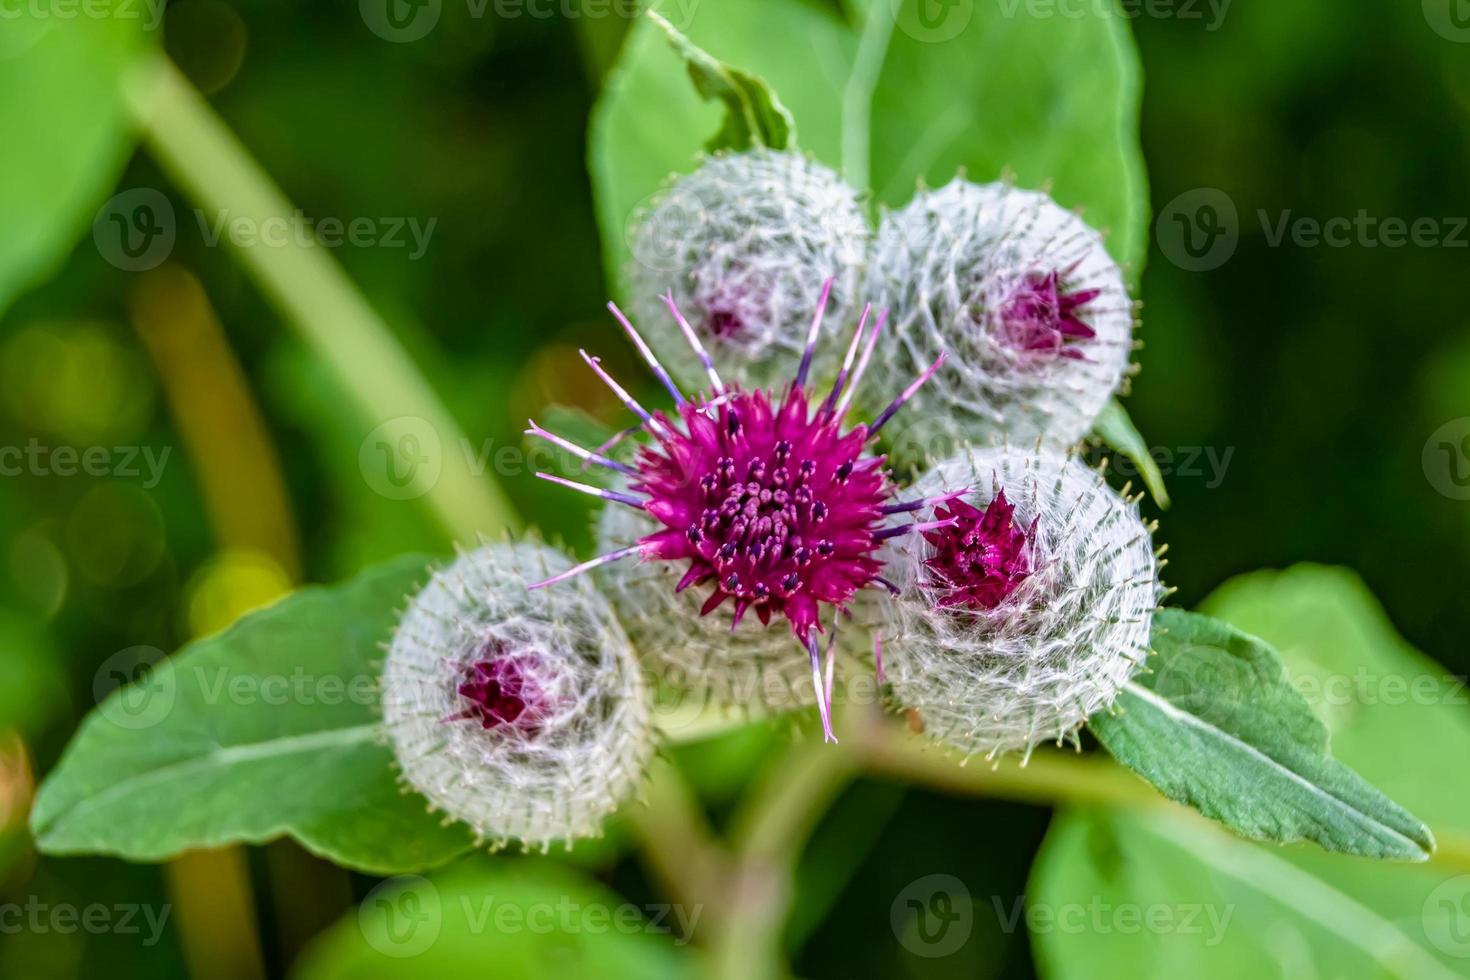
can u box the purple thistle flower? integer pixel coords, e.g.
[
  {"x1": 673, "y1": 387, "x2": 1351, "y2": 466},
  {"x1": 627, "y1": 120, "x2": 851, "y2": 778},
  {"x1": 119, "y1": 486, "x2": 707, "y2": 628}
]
[
  {"x1": 922, "y1": 489, "x2": 1034, "y2": 609},
  {"x1": 995, "y1": 271, "x2": 1101, "y2": 360},
  {"x1": 447, "y1": 645, "x2": 551, "y2": 733},
  {"x1": 528, "y1": 279, "x2": 947, "y2": 741}
]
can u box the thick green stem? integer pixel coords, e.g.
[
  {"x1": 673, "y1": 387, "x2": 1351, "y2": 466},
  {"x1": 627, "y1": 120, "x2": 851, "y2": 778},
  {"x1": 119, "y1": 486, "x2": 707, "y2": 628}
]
[{"x1": 122, "y1": 53, "x2": 518, "y2": 545}]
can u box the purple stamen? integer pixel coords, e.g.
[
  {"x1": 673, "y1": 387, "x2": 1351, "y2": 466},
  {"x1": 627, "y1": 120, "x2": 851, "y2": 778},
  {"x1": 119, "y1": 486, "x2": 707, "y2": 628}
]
[
  {"x1": 526, "y1": 420, "x2": 636, "y2": 476},
  {"x1": 528, "y1": 543, "x2": 643, "y2": 590},
  {"x1": 869, "y1": 352, "x2": 947, "y2": 437},
  {"x1": 608, "y1": 301, "x2": 687, "y2": 406},
  {"x1": 662, "y1": 291, "x2": 724, "y2": 393},
  {"x1": 794, "y1": 277, "x2": 834, "y2": 390},
  {"x1": 580, "y1": 349, "x2": 671, "y2": 437},
  {"x1": 874, "y1": 516, "x2": 959, "y2": 541},
  {"x1": 820, "y1": 303, "x2": 872, "y2": 415},
  {"x1": 806, "y1": 629, "x2": 838, "y2": 744},
  {"x1": 534, "y1": 472, "x2": 646, "y2": 509},
  {"x1": 881, "y1": 488, "x2": 967, "y2": 515},
  {"x1": 834, "y1": 308, "x2": 888, "y2": 418}
]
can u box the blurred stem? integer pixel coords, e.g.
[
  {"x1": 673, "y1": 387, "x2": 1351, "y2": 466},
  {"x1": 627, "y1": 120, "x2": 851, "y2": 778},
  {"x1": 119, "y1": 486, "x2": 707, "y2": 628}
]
[
  {"x1": 164, "y1": 849, "x2": 266, "y2": 980},
  {"x1": 122, "y1": 53, "x2": 518, "y2": 546},
  {"x1": 710, "y1": 739, "x2": 860, "y2": 980},
  {"x1": 626, "y1": 756, "x2": 726, "y2": 915},
  {"x1": 840, "y1": 0, "x2": 895, "y2": 192}
]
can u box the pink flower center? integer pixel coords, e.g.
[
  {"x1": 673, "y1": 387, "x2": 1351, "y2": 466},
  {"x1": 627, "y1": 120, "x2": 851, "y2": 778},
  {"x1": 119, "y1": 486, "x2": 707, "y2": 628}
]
[
  {"x1": 634, "y1": 386, "x2": 888, "y2": 638},
  {"x1": 705, "y1": 308, "x2": 744, "y2": 337},
  {"x1": 996, "y1": 271, "x2": 1099, "y2": 360},
  {"x1": 923, "y1": 489, "x2": 1032, "y2": 609},
  {"x1": 450, "y1": 649, "x2": 547, "y2": 732}
]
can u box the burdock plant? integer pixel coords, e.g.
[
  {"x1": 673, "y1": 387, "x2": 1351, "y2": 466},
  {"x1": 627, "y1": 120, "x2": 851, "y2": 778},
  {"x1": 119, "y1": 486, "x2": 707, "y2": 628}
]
[{"x1": 26, "y1": 12, "x2": 1438, "y2": 980}]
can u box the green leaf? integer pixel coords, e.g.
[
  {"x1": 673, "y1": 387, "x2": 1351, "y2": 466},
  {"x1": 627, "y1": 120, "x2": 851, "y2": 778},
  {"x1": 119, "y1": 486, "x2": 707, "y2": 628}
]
[
  {"x1": 292, "y1": 860, "x2": 694, "y2": 979},
  {"x1": 1092, "y1": 399, "x2": 1169, "y2": 508},
  {"x1": 0, "y1": 10, "x2": 151, "y2": 317},
  {"x1": 30, "y1": 555, "x2": 477, "y2": 875},
  {"x1": 1037, "y1": 566, "x2": 1470, "y2": 979},
  {"x1": 591, "y1": 0, "x2": 1146, "y2": 290},
  {"x1": 1030, "y1": 808, "x2": 1462, "y2": 980},
  {"x1": 1089, "y1": 608, "x2": 1433, "y2": 860},
  {"x1": 647, "y1": 10, "x2": 795, "y2": 153}
]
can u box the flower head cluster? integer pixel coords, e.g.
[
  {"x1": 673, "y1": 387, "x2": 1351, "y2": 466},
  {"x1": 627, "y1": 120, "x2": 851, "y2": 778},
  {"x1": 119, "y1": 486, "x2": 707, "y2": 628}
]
[
  {"x1": 528, "y1": 281, "x2": 948, "y2": 740},
  {"x1": 626, "y1": 150, "x2": 868, "y2": 388},
  {"x1": 869, "y1": 179, "x2": 1135, "y2": 460},
  {"x1": 382, "y1": 541, "x2": 653, "y2": 847},
  {"x1": 871, "y1": 445, "x2": 1161, "y2": 760}
]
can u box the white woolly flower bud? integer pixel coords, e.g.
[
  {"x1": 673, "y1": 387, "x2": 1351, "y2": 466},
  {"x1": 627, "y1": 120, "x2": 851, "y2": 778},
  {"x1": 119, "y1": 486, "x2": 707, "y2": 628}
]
[
  {"x1": 873, "y1": 446, "x2": 1159, "y2": 760},
  {"x1": 868, "y1": 179, "x2": 1135, "y2": 460},
  {"x1": 626, "y1": 149, "x2": 869, "y2": 388},
  {"x1": 595, "y1": 498, "x2": 818, "y2": 710},
  {"x1": 382, "y1": 541, "x2": 653, "y2": 848}
]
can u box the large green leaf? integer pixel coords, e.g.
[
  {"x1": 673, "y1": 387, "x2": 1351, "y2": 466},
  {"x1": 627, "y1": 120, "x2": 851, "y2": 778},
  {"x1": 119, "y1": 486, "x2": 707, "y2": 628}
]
[
  {"x1": 1090, "y1": 608, "x2": 1432, "y2": 860},
  {"x1": 1032, "y1": 808, "x2": 1461, "y2": 980},
  {"x1": 590, "y1": 0, "x2": 1147, "y2": 289},
  {"x1": 0, "y1": 8, "x2": 151, "y2": 317},
  {"x1": 30, "y1": 555, "x2": 478, "y2": 874},
  {"x1": 1033, "y1": 565, "x2": 1470, "y2": 979},
  {"x1": 293, "y1": 860, "x2": 693, "y2": 979}
]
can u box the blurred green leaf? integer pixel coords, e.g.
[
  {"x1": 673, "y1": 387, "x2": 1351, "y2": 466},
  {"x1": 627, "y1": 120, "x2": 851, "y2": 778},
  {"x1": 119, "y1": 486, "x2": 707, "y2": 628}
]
[
  {"x1": 590, "y1": 0, "x2": 1147, "y2": 289},
  {"x1": 1033, "y1": 566, "x2": 1470, "y2": 979},
  {"x1": 647, "y1": 10, "x2": 795, "y2": 153},
  {"x1": 1031, "y1": 807, "x2": 1460, "y2": 980},
  {"x1": 30, "y1": 555, "x2": 477, "y2": 874},
  {"x1": 1091, "y1": 608, "x2": 1432, "y2": 860},
  {"x1": 1092, "y1": 399, "x2": 1170, "y2": 508},
  {"x1": 0, "y1": 10, "x2": 151, "y2": 317},
  {"x1": 292, "y1": 860, "x2": 694, "y2": 979}
]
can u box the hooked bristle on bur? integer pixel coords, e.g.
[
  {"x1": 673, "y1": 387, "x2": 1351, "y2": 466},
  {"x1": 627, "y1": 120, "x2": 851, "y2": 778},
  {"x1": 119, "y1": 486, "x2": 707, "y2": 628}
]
[
  {"x1": 381, "y1": 541, "x2": 654, "y2": 846},
  {"x1": 626, "y1": 149, "x2": 869, "y2": 390},
  {"x1": 867, "y1": 445, "x2": 1161, "y2": 760},
  {"x1": 868, "y1": 179, "x2": 1135, "y2": 462}
]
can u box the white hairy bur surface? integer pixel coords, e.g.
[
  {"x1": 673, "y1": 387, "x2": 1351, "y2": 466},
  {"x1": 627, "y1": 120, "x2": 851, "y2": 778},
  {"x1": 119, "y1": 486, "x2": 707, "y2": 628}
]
[
  {"x1": 869, "y1": 179, "x2": 1135, "y2": 460},
  {"x1": 874, "y1": 446, "x2": 1160, "y2": 760},
  {"x1": 595, "y1": 499, "x2": 820, "y2": 711},
  {"x1": 626, "y1": 149, "x2": 869, "y2": 388},
  {"x1": 382, "y1": 541, "x2": 653, "y2": 848}
]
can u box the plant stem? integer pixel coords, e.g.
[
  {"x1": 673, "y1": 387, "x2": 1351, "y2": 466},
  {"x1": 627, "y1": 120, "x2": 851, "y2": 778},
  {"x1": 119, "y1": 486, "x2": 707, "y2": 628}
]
[{"x1": 122, "y1": 53, "x2": 518, "y2": 546}]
